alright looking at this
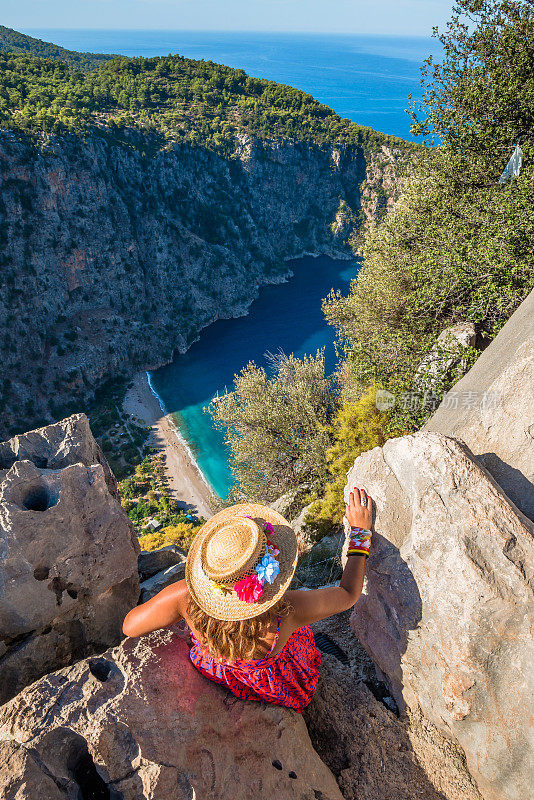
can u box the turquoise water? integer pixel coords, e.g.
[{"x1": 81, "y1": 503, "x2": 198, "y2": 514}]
[
  {"x1": 26, "y1": 30, "x2": 441, "y2": 139},
  {"x1": 149, "y1": 256, "x2": 360, "y2": 498}
]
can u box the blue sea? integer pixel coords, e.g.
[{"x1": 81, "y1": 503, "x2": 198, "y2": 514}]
[{"x1": 27, "y1": 30, "x2": 439, "y2": 499}]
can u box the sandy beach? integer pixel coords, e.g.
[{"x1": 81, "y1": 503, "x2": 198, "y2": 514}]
[{"x1": 123, "y1": 372, "x2": 215, "y2": 519}]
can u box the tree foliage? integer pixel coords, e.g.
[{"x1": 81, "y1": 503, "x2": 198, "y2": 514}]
[
  {"x1": 138, "y1": 523, "x2": 199, "y2": 552},
  {"x1": 325, "y1": 0, "x2": 534, "y2": 433},
  {"x1": 307, "y1": 387, "x2": 387, "y2": 533},
  {"x1": 0, "y1": 25, "x2": 117, "y2": 71},
  {"x1": 208, "y1": 352, "x2": 338, "y2": 502},
  {"x1": 411, "y1": 0, "x2": 534, "y2": 179},
  {"x1": 0, "y1": 42, "x2": 407, "y2": 155}
]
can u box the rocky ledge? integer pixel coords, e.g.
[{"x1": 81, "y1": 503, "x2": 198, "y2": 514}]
[
  {"x1": 0, "y1": 628, "x2": 344, "y2": 800},
  {"x1": 346, "y1": 431, "x2": 534, "y2": 800},
  {"x1": 0, "y1": 414, "x2": 139, "y2": 703}
]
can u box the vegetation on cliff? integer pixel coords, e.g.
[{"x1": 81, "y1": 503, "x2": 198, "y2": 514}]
[
  {"x1": 0, "y1": 28, "x2": 408, "y2": 439},
  {"x1": 212, "y1": 0, "x2": 534, "y2": 526},
  {"x1": 210, "y1": 352, "x2": 336, "y2": 503},
  {"x1": 0, "y1": 45, "x2": 405, "y2": 155},
  {"x1": 0, "y1": 25, "x2": 117, "y2": 71},
  {"x1": 326, "y1": 0, "x2": 534, "y2": 433}
]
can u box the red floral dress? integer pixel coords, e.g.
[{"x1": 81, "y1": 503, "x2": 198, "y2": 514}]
[{"x1": 189, "y1": 618, "x2": 321, "y2": 712}]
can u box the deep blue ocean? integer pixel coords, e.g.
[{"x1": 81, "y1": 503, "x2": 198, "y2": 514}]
[{"x1": 27, "y1": 30, "x2": 438, "y2": 498}]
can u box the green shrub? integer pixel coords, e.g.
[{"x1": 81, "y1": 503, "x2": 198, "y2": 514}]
[
  {"x1": 306, "y1": 387, "x2": 387, "y2": 533},
  {"x1": 138, "y1": 522, "x2": 201, "y2": 553},
  {"x1": 208, "y1": 351, "x2": 338, "y2": 502}
]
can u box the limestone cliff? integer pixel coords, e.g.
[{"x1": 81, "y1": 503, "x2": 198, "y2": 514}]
[
  {"x1": 0, "y1": 414, "x2": 140, "y2": 703},
  {"x1": 344, "y1": 432, "x2": 533, "y2": 800},
  {"x1": 0, "y1": 130, "x2": 402, "y2": 438}
]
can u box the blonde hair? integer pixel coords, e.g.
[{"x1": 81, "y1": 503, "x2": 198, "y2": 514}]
[{"x1": 187, "y1": 595, "x2": 291, "y2": 661}]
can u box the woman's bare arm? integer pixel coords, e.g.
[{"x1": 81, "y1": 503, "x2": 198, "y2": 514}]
[
  {"x1": 286, "y1": 486, "x2": 372, "y2": 627},
  {"x1": 123, "y1": 486, "x2": 373, "y2": 636},
  {"x1": 122, "y1": 579, "x2": 187, "y2": 638}
]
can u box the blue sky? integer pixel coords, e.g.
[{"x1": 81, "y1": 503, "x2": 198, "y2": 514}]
[{"x1": 1, "y1": 1, "x2": 453, "y2": 36}]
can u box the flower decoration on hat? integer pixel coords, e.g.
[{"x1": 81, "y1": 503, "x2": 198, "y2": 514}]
[
  {"x1": 235, "y1": 573, "x2": 264, "y2": 603},
  {"x1": 208, "y1": 518, "x2": 282, "y2": 604},
  {"x1": 256, "y1": 549, "x2": 280, "y2": 584},
  {"x1": 266, "y1": 539, "x2": 280, "y2": 557}
]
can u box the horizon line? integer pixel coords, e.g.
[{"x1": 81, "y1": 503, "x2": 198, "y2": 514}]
[{"x1": 21, "y1": 27, "x2": 435, "y2": 39}]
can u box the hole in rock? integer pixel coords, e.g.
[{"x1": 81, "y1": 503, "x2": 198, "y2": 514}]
[
  {"x1": 364, "y1": 679, "x2": 400, "y2": 716},
  {"x1": 313, "y1": 633, "x2": 349, "y2": 665},
  {"x1": 73, "y1": 751, "x2": 123, "y2": 800},
  {"x1": 272, "y1": 760, "x2": 283, "y2": 770},
  {"x1": 288, "y1": 771, "x2": 297, "y2": 779},
  {"x1": 88, "y1": 659, "x2": 113, "y2": 682},
  {"x1": 39, "y1": 728, "x2": 124, "y2": 800},
  {"x1": 48, "y1": 576, "x2": 69, "y2": 606},
  {"x1": 33, "y1": 565, "x2": 50, "y2": 581},
  {"x1": 67, "y1": 587, "x2": 78, "y2": 599},
  {"x1": 0, "y1": 451, "x2": 17, "y2": 470},
  {"x1": 23, "y1": 484, "x2": 58, "y2": 512}
]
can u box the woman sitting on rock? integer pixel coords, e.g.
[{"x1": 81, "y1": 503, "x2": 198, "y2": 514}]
[{"x1": 122, "y1": 487, "x2": 373, "y2": 712}]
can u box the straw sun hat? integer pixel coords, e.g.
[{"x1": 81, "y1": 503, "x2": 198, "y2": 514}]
[{"x1": 186, "y1": 503, "x2": 298, "y2": 621}]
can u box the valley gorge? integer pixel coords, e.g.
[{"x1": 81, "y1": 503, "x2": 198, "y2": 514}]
[
  {"x1": 2, "y1": 15, "x2": 532, "y2": 800},
  {"x1": 0, "y1": 129, "x2": 401, "y2": 438}
]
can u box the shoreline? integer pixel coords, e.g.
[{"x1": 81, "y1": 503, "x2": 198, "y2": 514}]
[
  {"x1": 130, "y1": 252, "x2": 353, "y2": 383},
  {"x1": 120, "y1": 253, "x2": 356, "y2": 522},
  {"x1": 123, "y1": 372, "x2": 215, "y2": 520}
]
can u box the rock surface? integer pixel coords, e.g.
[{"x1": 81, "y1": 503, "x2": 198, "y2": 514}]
[
  {"x1": 0, "y1": 413, "x2": 116, "y2": 494},
  {"x1": 306, "y1": 613, "x2": 482, "y2": 800},
  {"x1": 0, "y1": 628, "x2": 344, "y2": 800},
  {"x1": 138, "y1": 544, "x2": 186, "y2": 582},
  {"x1": 425, "y1": 289, "x2": 534, "y2": 520},
  {"x1": 293, "y1": 531, "x2": 344, "y2": 588},
  {"x1": 414, "y1": 322, "x2": 477, "y2": 392},
  {"x1": 0, "y1": 415, "x2": 139, "y2": 703},
  {"x1": 345, "y1": 431, "x2": 534, "y2": 800},
  {"x1": 139, "y1": 563, "x2": 186, "y2": 602}
]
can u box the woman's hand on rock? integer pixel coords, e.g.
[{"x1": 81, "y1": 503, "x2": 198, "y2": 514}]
[{"x1": 345, "y1": 486, "x2": 373, "y2": 530}]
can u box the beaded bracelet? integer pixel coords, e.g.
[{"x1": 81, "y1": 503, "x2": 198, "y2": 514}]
[{"x1": 347, "y1": 525, "x2": 372, "y2": 557}]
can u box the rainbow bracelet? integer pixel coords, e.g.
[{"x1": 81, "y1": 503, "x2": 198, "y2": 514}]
[{"x1": 347, "y1": 526, "x2": 372, "y2": 557}]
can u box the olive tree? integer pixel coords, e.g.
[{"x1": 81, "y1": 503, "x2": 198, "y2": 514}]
[
  {"x1": 411, "y1": 0, "x2": 534, "y2": 180},
  {"x1": 208, "y1": 351, "x2": 338, "y2": 503}
]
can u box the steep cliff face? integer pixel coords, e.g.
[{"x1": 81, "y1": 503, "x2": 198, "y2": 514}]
[{"x1": 0, "y1": 130, "x2": 402, "y2": 437}]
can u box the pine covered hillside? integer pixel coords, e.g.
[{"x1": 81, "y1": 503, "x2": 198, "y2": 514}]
[
  {"x1": 0, "y1": 38, "x2": 407, "y2": 154},
  {"x1": 0, "y1": 25, "x2": 118, "y2": 71}
]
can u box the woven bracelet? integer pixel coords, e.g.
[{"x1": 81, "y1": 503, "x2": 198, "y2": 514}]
[{"x1": 347, "y1": 526, "x2": 372, "y2": 557}]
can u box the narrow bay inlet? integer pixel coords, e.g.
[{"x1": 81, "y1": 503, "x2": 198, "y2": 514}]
[{"x1": 148, "y1": 255, "x2": 360, "y2": 499}]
